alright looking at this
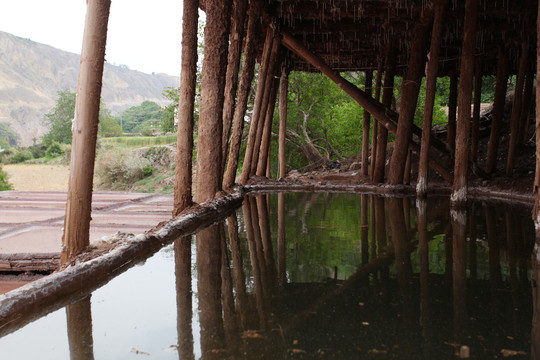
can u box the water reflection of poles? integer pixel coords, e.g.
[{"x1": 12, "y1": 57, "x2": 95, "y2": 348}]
[
  {"x1": 220, "y1": 223, "x2": 238, "y2": 346},
  {"x1": 361, "y1": 195, "x2": 369, "y2": 266},
  {"x1": 417, "y1": 198, "x2": 432, "y2": 357},
  {"x1": 451, "y1": 208, "x2": 468, "y2": 345},
  {"x1": 256, "y1": 195, "x2": 277, "y2": 293},
  {"x1": 278, "y1": 193, "x2": 286, "y2": 288},
  {"x1": 66, "y1": 295, "x2": 94, "y2": 360},
  {"x1": 468, "y1": 204, "x2": 477, "y2": 281},
  {"x1": 374, "y1": 196, "x2": 389, "y2": 281},
  {"x1": 174, "y1": 237, "x2": 194, "y2": 360},
  {"x1": 532, "y1": 238, "x2": 540, "y2": 359}
]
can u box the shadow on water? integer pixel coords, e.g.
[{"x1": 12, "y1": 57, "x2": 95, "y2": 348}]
[{"x1": 0, "y1": 192, "x2": 538, "y2": 359}]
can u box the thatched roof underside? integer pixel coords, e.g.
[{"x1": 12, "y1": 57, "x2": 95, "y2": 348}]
[{"x1": 256, "y1": 0, "x2": 537, "y2": 76}]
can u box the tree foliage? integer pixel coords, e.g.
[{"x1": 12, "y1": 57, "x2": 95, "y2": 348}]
[
  {"x1": 0, "y1": 165, "x2": 12, "y2": 191},
  {"x1": 42, "y1": 90, "x2": 76, "y2": 147},
  {"x1": 118, "y1": 101, "x2": 163, "y2": 134},
  {"x1": 0, "y1": 122, "x2": 20, "y2": 148}
]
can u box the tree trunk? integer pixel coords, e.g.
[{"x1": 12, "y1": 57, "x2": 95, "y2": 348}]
[
  {"x1": 194, "y1": 0, "x2": 232, "y2": 203},
  {"x1": 451, "y1": 0, "x2": 479, "y2": 206},
  {"x1": 257, "y1": 67, "x2": 281, "y2": 176},
  {"x1": 223, "y1": 3, "x2": 259, "y2": 189},
  {"x1": 535, "y1": 0, "x2": 540, "y2": 193},
  {"x1": 278, "y1": 66, "x2": 289, "y2": 179},
  {"x1": 506, "y1": 38, "x2": 529, "y2": 177},
  {"x1": 485, "y1": 47, "x2": 508, "y2": 175},
  {"x1": 417, "y1": 0, "x2": 446, "y2": 197},
  {"x1": 388, "y1": 18, "x2": 430, "y2": 184},
  {"x1": 239, "y1": 28, "x2": 274, "y2": 185},
  {"x1": 360, "y1": 70, "x2": 373, "y2": 179},
  {"x1": 518, "y1": 65, "x2": 535, "y2": 147},
  {"x1": 61, "y1": 0, "x2": 111, "y2": 264},
  {"x1": 448, "y1": 71, "x2": 458, "y2": 153},
  {"x1": 471, "y1": 56, "x2": 482, "y2": 163},
  {"x1": 221, "y1": 0, "x2": 249, "y2": 173},
  {"x1": 173, "y1": 0, "x2": 199, "y2": 215},
  {"x1": 370, "y1": 58, "x2": 384, "y2": 181}
]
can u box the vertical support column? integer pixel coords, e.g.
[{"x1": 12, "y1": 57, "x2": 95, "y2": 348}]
[
  {"x1": 370, "y1": 59, "x2": 384, "y2": 181},
  {"x1": 471, "y1": 57, "x2": 483, "y2": 163},
  {"x1": 485, "y1": 48, "x2": 508, "y2": 175},
  {"x1": 534, "y1": 0, "x2": 540, "y2": 196},
  {"x1": 360, "y1": 70, "x2": 373, "y2": 179},
  {"x1": 518, "y1": 65, "x2": 535, "y2": 147},
  {"x1": 451, "y1": 0, "x2": 479, "y2": 206},
  {"x1": 194, "y1": 0, "x2": 232, "y2": 203},
  {"x1": 278, "y1": 65, "x2": 289, "y2": 179},
  {"x1": 173, "y1": 0, "x2": 199, "y2": 215},
  {"x1": 506, "y1": 38, "x2": 529, "y2": 177},
  {"x1": 61, "y1": 0, "x2": 111, "y2": 264},
  {"x1": 257, "y1": 68, "x2": 281, "y2": 176},
  {"x1": 223, "y1": 3, "x2": 259, "y2": 189},
  {"x1": 447, "y1": 71, "x2": 458, "y2": 153},
  {"x1": 388, "y1": 18, "x2": 430, "y2": 185},
  {"x1": 417, "y1": 0, "x2": 446, "y2": 197}
]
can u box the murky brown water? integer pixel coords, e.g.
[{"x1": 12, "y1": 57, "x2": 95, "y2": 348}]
[{"x1": 0, "y1": 192, "x2": 537, "y2": 359}]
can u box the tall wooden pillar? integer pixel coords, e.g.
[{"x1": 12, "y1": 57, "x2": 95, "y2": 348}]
[
  {"x1": 360, "y1": 70, "x2": 373, "y2": 179},
  {"x1": 471, "y1": 57, "x2": 483, "y2": 163},
  {"x1": 485, "y1": 48, "x2": 508, "y2": 175},
  {"x1": 370, "y1": 59, "x2": 384, "y2": 181},
  {"x1": 173, "y1": 0, "x2": 199, "y2": 215},
  {"x1": 388, "y1": 18, "x2": 430, "y2": 185},
  {"x1": 534, "y1": 0, "x2": 540, "y2": 196},
  {"x1": 223, "y1": 2, "x2": 259, "y2": 189},
  {"x1": 451, "y1": 0, "x2": 479, "y2": 206},
  {"x1": 518, "y1": 65, "x2": 535, "y2": 147},
  {"x1": 507, "y1": 38, "x2": 530, "y2": 177},
  {"x1": 417, "y1": 0, "x2": 446, "y2": 197},
  {"x1": 61, "y1": 0, "x2": 111, "y2": 264},
  {"x1": 278, "y1": 66, "x2": 289, "y2": 179},
  {"x1": 257, "y1": 68, "x2": 281, "y2": 176},
  {"x1": 194, "y1": 0, "x2": 232, "y2": 203},
  {"x1": 447, "y1": 71, "x2": 458, "y2": 153}
]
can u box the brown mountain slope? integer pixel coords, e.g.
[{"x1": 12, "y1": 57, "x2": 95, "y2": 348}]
[{"x1": 0, "y1": 31, "x2": 179, "y2": 145}]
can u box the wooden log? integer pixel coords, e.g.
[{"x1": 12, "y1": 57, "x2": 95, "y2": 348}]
[
  {"x1": 0, "y1": 253, "x2": 60, "y2": 272},
  {"x1": 278, "y1": 66, "x2": 289, "y2": 179},
  {"x1": 238, "y1": 28, "x2": 273, "y2": 185},
  {"x1": 471, "y1": 56, "x2": 483, "y2": 163},
  {"x1": 506, "y1": 38, "x2": 529, "y2": 177},
  {"x1": 194, "y1": 0, "x2": 232, "y2": 203},
  {"x1": 518, "y1": 65, "x2": 534, "y2": 147},
  {"x1": 223, "y1": 3, "x2": 259, "y2": 189},
  {"x1": 451, "y1": 0, "x2": 479, "y2": 207},
  {"x1": 221, "y1": 0, "x2": 249, "y2": 173},
  {"x1": 173, "y1": 0, "x2": 199, "y2": 215},
  {"x1": 535, "y1": 0, "x2": 540, "y2": 194},
  {"x1": 485, "y1": 48, "x2": 508, "y2": 175},
  {"x1": 370, "y1": 58, "x2": 384, "y2": 182},
  {"x1": 417, "y1": 0, "x2": 446, "y2": 197},
  {"x1": 61, "y1": 0, "x2": 111, "y2": 264},
  {"x1": 388, "y1": 19, "x2": 430, "y2": 185},
  {"x1": 360, "y1": 70, "x2": 373, "y2": 179},
  {"x1": 448, "y1": 71, "x2": 458, "y2": 153}
]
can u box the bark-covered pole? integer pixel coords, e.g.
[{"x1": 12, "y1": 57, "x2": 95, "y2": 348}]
[
  {"x1": 221, "y1": 0, "x2": 249, "y2": 173},
  {"x1": 278, "y1": 65, "x2": 289, "y2": 179},
  {"x1": 194, "y1": 0, "x2": 232, "y2": 203},
  {"x1": 485, "y1": 47, "x2": 508, "y2": 175},
  {"x1": 451, "y1": 0, "x2": 479, "y2": 206},
  {"x1": 417, "y1": 0, "x2": 446, "y2": 197},
  {"x1": 387, "y1": 18, "x2": 430, "y2": 185},
  {"x1": 506, "y1": 38, "x2": 529, "y2": 177},
  {"x1": 471, "y1": 56, "x2": 483, "y2": 163},
  {"x1": 447, "y1": 71, "x2": 458, "y2": 153},
  {"x1": 173, "y1": 0, "x2": 199, "y2": 215},
  {"x1": 370, "y1": 58, "x2": 384, "y2": 181},
  {"x1": 238, "y1": 28, "x2": 273, "y2": 185},
  {"x1": 518, "y1": 65, "x2": 535, "y2": 147},
  {"x1": 223, "y1": 3, "x2": 259, "y2": 189},
  {"x1": 360, "y1": 70, "x2": 373, "y2": 179},
  {"x1": 61, "y1": 0, "x2": 111, "y2": 264},
  {"x1": 535, "y1": 0, "x2": 540, "y2": 195}
]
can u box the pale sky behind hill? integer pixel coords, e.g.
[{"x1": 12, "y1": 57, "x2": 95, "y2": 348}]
[{"x1": 0, "y1": 0, "x2": 184, "y2": 76}]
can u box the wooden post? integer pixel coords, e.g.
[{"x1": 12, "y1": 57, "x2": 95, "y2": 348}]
[
  {"x1": 417, "y1": 0, "x2": 446, "y2": 197},
  {"x1": 173, "y1": 0, "x2": 199, "y2": 215},
  {"x1": 257, "y1": 69, "x2": 281, "y2": 176},
  {"x1": 61, "y1": 0, "x2": 111, "y2": 264},
  {"x1": 278, "y1": 66, "x2": 289, "y2": 179},
  {"x1": 485, "y1": 47, "x2": 508, "y2": 175},
  {"x1": 451, "y1": 0, "x2": 479, "y2": 206},
  {"x1": 221, "y1": 0, "x2": 249, "y2": 172},
  {"x1": 373, "y1": 47, "x2": 397, "y2": 183},
  {"x1": 518, "y1": 65, "x2": 534, "y2": 147},
  {"x1": 223, "y1": 3, "x2": 259, "y2": 189},
  {"x1": 448, "y1": 71, "x2": 458, "y2": 153},
  {"x1": 370, "y1": 59, "x2": 384, "y2": 181},
  {"x1": 194, "y1": 0, "x2": 232, "y2": 203},
  {"x1": 360, "y1": 70, "x2": 373, "y2": 179},
  {"x1": 238, "y1": 28, "x2": 273, "y2": 185},
  {"x1": 535, "y1": 0, "x2": 540, "y2": 195},
  {"x1": 388, "y1": 19, "x2": 430, "y2": 185},
  {"x1": 471, "y1": 57, "x2": 483, "y2": 163},
  {"x1": 506, "y1": 38, "x2": 529, "y2": 177}
]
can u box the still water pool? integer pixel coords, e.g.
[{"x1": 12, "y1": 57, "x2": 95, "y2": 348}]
[{"x1": 0, "y1": 192, "x2": 537, "y2": 359}]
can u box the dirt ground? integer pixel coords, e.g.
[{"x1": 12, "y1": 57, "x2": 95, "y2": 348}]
[{"x1": 3, "y1": 164, "x2": 70, "y2": 191}]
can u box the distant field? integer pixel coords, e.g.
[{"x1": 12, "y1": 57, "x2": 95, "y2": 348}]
[
  {"x1": 99, "y1": 135, "x2": 177, "y2": 148},
  {"x1": 3, "y1": 164, "x2": 70, "y2": 191}
]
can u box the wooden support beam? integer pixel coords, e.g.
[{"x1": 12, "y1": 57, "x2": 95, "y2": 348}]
[
  {"x1": 280, "y1": 28, "x2": 453, "y2": 183},
  {"x1": 173, "y1": 0, "x2": 199, "y2": 215},
  {"x1": 451, "y1": 0, "x2": 479, "y2": 206},
  {"x1": 535, "y1": 0, "x2": 540, "y2": 196},
  {"x1": 370, "y1": 58, "x2": 384, "y2": 181},
  {"x1": 417, "y1": 0, "x2": 446, "y2": 197},
  {"x1": 278, "y1": 66, "x2": 289, "y2": 179},
  {"x1": 471, "y1": 56, "x2": 482, "y2": 163},
  {"x1": 447, "y1": 71, "x2": 458, "y2": 153},
  {"x1": 518, "y1": 65, "x2": 534, "y2": 147},
  {"x1": 221, "y1": 0, "x2": 249, "y2": 173},
  {"x1": 61, "y1": 0, "x2": 111, "y2": 264},
  {"x1": 360, "y1": 70, "x2": 373, "y2": 179},
  {"x1": 194, "y1": 0, "x2": 232, "y2": 203},
  {"x1": 506, "y1": 38, "x2": 529, "y2": 177},
  {"x1": 257, "y1": 67, "x2": 281, "y2": 176},
  {"x1": 485, "y1": 48, "x2": 508, "y2": 175},
  {"x1": 223, "y1": 2, "x2": 259, "y2": 189}
]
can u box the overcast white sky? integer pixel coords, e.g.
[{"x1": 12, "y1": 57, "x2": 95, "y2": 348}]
[{"x1": 0, "y1": 0, "x2": 183, "y2": 76}]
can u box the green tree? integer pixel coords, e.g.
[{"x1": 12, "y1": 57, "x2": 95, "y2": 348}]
[
  {"x1": 118, "y1": 101, "x2": 163, "y2": 134},
  {"x1": 160, "y1": 87, "x2": 178, "y2": 133},
  {"x1": 0, "y1": 165, "x2": 12, "y2": 191},
  {"x1": 98, "y1": 106, "x2": 123, "y2": 137},
  {"x1": 0, "y1": 122, "x2": 20, "y2": 147},
  {"x1": 42, "y1": 90, "x2": 76, "y2": 146}
]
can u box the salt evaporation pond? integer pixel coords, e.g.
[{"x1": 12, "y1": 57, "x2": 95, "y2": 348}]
[{"x1": 0, "y1": 192, "x2": 536, "y2": 359}]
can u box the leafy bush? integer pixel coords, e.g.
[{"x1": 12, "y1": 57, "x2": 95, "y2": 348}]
[
  {"x1": 95, "y1": 147, "x2": 152, "y2": 190},
  {"x1": 7, "y1": 148, "x2": 32, "y2": 164},
  {"x1": 0, "y1": 165, "x2": 12, "y2": 191},
  {"x1": 45, "y1": 141, "x2": 63, "y2": 158}
]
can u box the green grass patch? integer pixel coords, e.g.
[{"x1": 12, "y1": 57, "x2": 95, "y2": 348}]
[{"x1": 99, "y1": 135, "x2": 177, "y2": 148}]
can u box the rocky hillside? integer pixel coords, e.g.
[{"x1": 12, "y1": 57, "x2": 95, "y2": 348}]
[{"x1": 0, "y1": 31, "x2": 179, "y2": 145}]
